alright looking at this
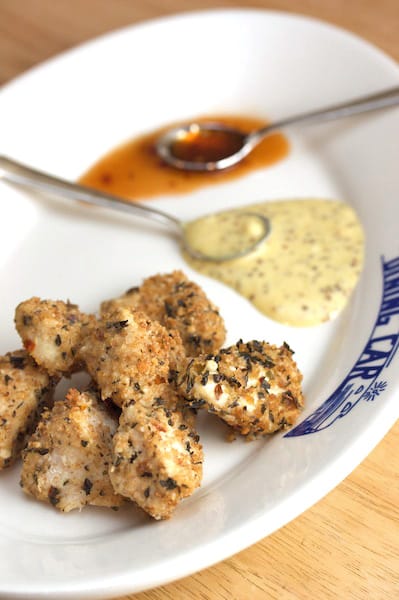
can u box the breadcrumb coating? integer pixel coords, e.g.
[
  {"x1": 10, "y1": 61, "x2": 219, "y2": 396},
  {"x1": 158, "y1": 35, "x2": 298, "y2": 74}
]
[
  {"x1": 0, "y1": 350, "x2": 54, "y2": 469},
  {"x1": 15, "y1": 298, "x2": 95, "y2": 376},
  {"x1": 79, "y1": 307, "x2": 185, "y2": 407},
  {"x1": 20, "y1": 388, "x2": 124, "y2": 511},
  {"x1": 110, "y1": 384, "x2": 202, "y2": 520},
  {"x1": 101, "y1": 270, "x2": 226, "y2": 356},
  {"x1": 177, "y1": 340, "x2": 304, "y2": 438},
  {"x1": 5, "y1": 271, "x2": 304, "y2": 520}
]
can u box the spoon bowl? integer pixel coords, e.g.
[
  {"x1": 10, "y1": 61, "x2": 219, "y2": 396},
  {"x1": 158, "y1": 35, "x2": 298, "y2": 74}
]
[
  {"x1": 156, "y1": 86, "x2": 399, "y2": 171},
  {"x1": 156, "y1": 123, "x2": 250, "y2": 172},
  {"x1": 182, "y1": 211, "x2": 270, "y2": 261}
]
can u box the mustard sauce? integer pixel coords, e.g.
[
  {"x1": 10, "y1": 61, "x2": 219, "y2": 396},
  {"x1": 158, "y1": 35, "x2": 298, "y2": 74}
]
[
  {"x1": 183, "y1": 199, "x2": 365, "y2": 327},
  {"x1": 184, "y1": 212, "x2": 267, "y2": 259}
]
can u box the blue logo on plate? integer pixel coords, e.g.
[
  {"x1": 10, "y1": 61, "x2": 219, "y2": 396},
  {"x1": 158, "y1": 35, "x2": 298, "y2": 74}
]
[{"x1": 285, "y1": 256, "x2": 399, "y2": 437}]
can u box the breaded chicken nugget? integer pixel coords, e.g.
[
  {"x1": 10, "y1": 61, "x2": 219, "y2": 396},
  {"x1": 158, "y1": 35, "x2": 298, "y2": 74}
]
[
  {"x1": 15, "y1": 298, "x2": 94, "y2": 376},
  {"x1": 0, "y1": 350, "x2": 55, "y2": 469},
  {"x1": 80, "y1": 307, "x2": 185, "y2": 406},
  {"x1": 110, "y1": 384, "x2": 202, "y2": 520},
  {"x1": 101, "y1": 271, "x2": 226, "y2": 356},
  {"x1": 20, "y1": 388, "x2": 123, "y2": 511},
  {"x1": 178, "y1": 340, "x2": 304, "y2": 438},
  {"x1": 80, "y1": 307, "x2": 203, "y2": 518}
]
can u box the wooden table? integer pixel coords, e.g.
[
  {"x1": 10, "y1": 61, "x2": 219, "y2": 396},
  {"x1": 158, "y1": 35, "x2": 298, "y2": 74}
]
[{"x1": 1, "y1": 2, "x2": 398, "y2": 598}]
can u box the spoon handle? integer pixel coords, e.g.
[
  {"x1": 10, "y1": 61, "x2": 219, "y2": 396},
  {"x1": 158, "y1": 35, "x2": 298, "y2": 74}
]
[
  {"x1": 248, "y1": 85, "x2": 399, "y2": 145},
  {"x1": 0, "y1": 155, "x2": 181, "y2": 230}
]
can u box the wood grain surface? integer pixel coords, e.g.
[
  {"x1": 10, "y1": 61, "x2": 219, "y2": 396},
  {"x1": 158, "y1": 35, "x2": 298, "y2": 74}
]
[{"x1": 1, "y1": 1, "x2": 398, "y2": 599}]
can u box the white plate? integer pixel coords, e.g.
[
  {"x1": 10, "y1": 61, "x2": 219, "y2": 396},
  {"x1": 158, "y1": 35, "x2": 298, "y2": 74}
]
[{"x1": 0, "y1": 8, "x2": 399, "y2": 599}]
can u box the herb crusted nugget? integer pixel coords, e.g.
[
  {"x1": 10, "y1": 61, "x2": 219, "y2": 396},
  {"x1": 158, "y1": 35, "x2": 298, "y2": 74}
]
[
  {"x1": 80, "y1": 306, "x2": 203, "y2": 519},
  {"x1": 110, "y1": 384, "x2": 202, "y2": 520},
  {"x1": 0, "y1": 350, "x2": 55, "y2": 469},
  {"x1": 15, "y1": 297, "x2": 95, "y2": 376},
  {"x1": 20, "y1": 388, "x2": 124, "y2": 511},
  {"x1": 79, "y1": 307, "x2": 186, "y2": 406},
  {"x1": 101, "y1": 270, "x2": 226, "y2": 357},
  {"x1": 177, "y1": 340, "x2": 304, "y2": 438}
]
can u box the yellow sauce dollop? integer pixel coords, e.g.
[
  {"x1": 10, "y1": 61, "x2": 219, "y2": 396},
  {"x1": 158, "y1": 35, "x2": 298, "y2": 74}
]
[
  {"x1": 183, "y1": 211, "x2": 268, "y2": 260},
  {"x1": 183, "y1": 199, "x2": 364, "y2": 327}
]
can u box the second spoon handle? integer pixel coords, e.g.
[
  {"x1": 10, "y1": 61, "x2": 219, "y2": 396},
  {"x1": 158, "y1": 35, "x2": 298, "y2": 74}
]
[
  {"x1": 0, "y1": 155, "x2": 181, "y2": 229},
  {"x1": 249, "y1": 85, "x2": 399, "y2": 143}
]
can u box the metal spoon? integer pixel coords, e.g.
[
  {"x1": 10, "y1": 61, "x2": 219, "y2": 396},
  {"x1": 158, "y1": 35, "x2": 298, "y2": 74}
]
[
  {"x1": 156, "y1": 86, "x2": 399, "y2": 171},
  {"x1": 0, "y1": 155, "x2": 270, "y2": 261}
]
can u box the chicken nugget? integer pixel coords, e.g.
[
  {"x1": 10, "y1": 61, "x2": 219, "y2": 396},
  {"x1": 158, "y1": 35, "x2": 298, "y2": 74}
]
[
  {"x1": 101, "y1": 271, "x2": 226, "y2": 356},
  {"x1": 110, "y1": 384, "x2": 202, "y2": 520},
  {"x1": 0, "y1": 350, "x2": 55, "y2": 469},
  {"x1": 20, "y1": 388, "x2": 123, "y2": 511},
  {"x1": 178, "y1": 340, "x2": 304, "y2": 438},
  {"x1": 80, "y1": 307, "x2": 203, "y2": 518},
  {"x1": 79, "y1": 307, "x2": 185, "y2": 407},
  {"x1": 15, "y1": 297, "x2": 94, "y2": 376}
]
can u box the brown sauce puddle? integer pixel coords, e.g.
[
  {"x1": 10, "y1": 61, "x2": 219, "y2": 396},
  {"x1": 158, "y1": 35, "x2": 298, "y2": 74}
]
[{"x1": 79, "y1": 115, "x2": 290, "y2": 201}]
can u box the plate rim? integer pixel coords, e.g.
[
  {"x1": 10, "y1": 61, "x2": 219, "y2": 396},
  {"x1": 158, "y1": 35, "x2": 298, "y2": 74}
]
[{"x1": 0, "y1": 8, "x2": 398, "y2": 599}]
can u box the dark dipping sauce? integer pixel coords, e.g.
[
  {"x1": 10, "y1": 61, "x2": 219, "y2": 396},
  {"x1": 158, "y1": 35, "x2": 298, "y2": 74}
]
[
  {"x1": 79, "y1": 115, "x2": 290, "y2": 201},
  {"x1": 171, "y1": 126, "x2": 245, "y2": 163}
]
